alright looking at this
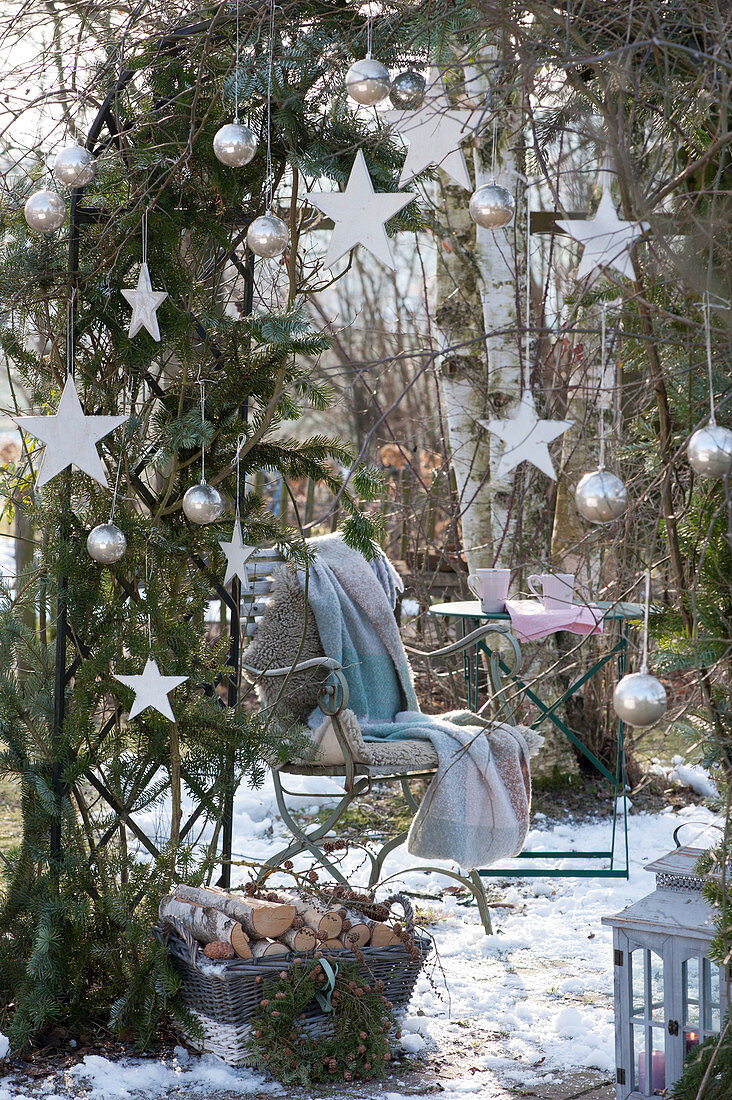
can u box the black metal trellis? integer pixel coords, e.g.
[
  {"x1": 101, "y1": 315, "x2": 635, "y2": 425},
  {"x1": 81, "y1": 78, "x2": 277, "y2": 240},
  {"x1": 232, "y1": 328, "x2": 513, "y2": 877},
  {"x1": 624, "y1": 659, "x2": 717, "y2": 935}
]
[{"x1": 57, "y1": 13, "x2": 259, "y2": 873}]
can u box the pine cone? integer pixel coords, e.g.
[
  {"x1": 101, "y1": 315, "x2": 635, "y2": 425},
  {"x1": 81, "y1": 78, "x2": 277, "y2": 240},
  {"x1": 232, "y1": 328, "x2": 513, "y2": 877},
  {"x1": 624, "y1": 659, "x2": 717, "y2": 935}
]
[{"x1": 202, "y1": 940, "x2": 235, "y2": 959}]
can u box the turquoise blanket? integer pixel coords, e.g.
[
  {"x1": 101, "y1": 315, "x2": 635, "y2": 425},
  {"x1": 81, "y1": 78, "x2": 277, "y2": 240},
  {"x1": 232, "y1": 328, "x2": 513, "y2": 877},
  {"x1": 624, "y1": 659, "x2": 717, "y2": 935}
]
[{"x1": 296, "y1": 535, "x2": 533, "y2": 870}]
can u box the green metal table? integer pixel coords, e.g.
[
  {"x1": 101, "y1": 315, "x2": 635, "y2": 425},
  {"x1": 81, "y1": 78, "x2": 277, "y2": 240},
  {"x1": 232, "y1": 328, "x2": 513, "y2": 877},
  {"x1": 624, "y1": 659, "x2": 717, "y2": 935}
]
[{"x1": 429, "y1": 599, "x2": 644, "y2": 880}]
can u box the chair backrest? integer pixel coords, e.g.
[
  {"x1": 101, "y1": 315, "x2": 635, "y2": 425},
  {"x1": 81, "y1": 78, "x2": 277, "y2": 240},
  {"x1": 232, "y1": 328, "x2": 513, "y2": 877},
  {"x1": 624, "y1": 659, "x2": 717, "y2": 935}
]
[{"x1": 241, "y1": 548, "x2": 285, "y2": 637}]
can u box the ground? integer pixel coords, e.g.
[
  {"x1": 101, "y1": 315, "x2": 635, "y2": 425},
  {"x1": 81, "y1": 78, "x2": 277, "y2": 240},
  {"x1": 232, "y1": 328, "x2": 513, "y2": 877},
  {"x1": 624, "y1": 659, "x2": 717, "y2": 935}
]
[{"x1": 0, "y1": 764, "x2": 721, "y2": 1100}]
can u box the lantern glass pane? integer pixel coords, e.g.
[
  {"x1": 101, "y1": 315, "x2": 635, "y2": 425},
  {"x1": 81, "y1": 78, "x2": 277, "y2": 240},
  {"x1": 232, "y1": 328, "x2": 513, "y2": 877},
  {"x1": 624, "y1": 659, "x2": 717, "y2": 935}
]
[
  {"x1": 683, "y1": 957, "x2": 700, "y2": 1027},
  {"x1": 631, "y1": 949, "x2": 645, "y2": 1016},
  {"x1": 634, "y1": 1023, "x2": 666, "y2": 1095},
  {"x1": 650, "y1": 952, "x2": 664, "y2": 1020},
  {"x1": 703, "y1": 958, "x2": 721, "y2": 1032}
]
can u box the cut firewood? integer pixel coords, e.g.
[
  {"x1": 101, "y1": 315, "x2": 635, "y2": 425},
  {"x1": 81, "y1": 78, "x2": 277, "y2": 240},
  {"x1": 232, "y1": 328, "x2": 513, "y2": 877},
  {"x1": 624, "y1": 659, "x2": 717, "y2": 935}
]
[
  {"x1": 280, "y1": 893, "x2": 343, "y2": 939},
  {"x1": 159, "y1": 896, "x2": 252, "y2": 959},
  {"x1": 250, "y1": 938, "x2": 289, "y2": 959},
  {"x1": 370, "y1": 921, "x2": 402, "y2": 947},
  {"x1": 320, "y1": 937, "x2": 347, "y2": 951},
  {"x1": 173, "y1": 883, "x2": 294, "y2": 939},
  {"x1": 279, "y1": 925, "x2": 318, "y2": 952},
  {"x1": 340, "y1": 915, "x2": 371, "y2": 947}
]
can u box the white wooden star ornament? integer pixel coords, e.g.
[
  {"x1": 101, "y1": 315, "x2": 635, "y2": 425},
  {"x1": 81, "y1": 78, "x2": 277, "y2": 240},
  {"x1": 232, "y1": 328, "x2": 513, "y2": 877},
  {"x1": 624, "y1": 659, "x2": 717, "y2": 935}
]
[
  {"x1": 219, "y1": 517, "x2": 256, "y2": 588},
  {"x1": 479, "y1": 391, "x2": 573, "y2": 481},
  {"x1": 556, "y1": 189, "x2": 649, "y2": 280},
  {"x1": 309, "y1": 150, "x2": 413, "y2": 270},
  {"x1": 382, "y1": 72, "x2": 478, "y2": 190},
  {"x1": 114, "y1": 658, "x2": 188, "y2": 722},
  {"x1": 121, "y1": 262, "x2": 168, "y2": 340},
  {"x1": 14, "y1": 376, "x2": 128, "y2": 488}
]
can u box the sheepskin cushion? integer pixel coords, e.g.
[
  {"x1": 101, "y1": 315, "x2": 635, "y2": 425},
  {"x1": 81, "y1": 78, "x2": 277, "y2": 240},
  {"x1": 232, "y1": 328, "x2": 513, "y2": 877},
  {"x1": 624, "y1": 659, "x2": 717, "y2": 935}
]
[{"x1": 242, "y1": 566, "x2": 327, "y2": 720}]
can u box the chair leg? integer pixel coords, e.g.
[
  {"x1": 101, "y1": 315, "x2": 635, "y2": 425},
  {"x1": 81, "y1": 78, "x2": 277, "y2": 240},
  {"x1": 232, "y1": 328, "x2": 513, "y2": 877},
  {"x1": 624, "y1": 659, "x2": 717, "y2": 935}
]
[{"x1": 256, "y1": 770, "x2": 370, "y2": 887}]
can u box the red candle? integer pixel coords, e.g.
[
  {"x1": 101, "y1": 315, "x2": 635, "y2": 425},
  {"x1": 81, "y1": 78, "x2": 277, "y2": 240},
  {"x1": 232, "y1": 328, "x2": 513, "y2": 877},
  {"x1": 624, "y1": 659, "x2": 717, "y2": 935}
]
[
  {"x1": 686, "y1": 1031, "x2": 699, "y2": 1054},
  {"x1": 638, "y1": 1049, "x2": 666, "y2": 1093}
]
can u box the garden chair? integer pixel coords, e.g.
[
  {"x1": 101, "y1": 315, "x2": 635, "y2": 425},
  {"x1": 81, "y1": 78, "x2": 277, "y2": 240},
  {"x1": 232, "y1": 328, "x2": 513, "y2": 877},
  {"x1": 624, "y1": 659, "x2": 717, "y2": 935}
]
[{"x1": 240, "y1": 549, "x2": 523, "y2": 935}]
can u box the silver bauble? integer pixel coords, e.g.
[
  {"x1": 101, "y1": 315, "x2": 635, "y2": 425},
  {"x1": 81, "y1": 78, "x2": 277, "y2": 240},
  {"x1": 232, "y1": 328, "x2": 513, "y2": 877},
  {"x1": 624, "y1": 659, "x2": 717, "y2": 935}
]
[
  {"x1": 247, "y1": 213, "x2": 288, "y2": 258},
  {"x1": 86, "y1": 523, "x2": 127, "y2": 565},
  {"x1": 213, "y1": 122, "x2": 258, "y2": 167},
  {"x1": 24, "y1": 189, "x2": 66, "y2": 233},
  {"x1": 345, "y1": 58, "x2": 391, "y2": 105},
  {"x1": 53, "y1": 145, "x2": 96, "y2": 188},
  {"x1": 469, "y1": 181, "x2": 515, "y2": 229},
  {"x1": 182, "y1": 482, "x2": 224, "y2": 524},
  {"x1": 389, "y1": 70, "x2": 426, "y2": 109},
  {"x1": 574, "y1": 469, "x2": 628, "y2": 524},
  {"x1": 687, "y1": 423, "x2": 732, "y2": 479},
  {"x1": 613, "y1": 671, "x2": 667, "y2": 728}
]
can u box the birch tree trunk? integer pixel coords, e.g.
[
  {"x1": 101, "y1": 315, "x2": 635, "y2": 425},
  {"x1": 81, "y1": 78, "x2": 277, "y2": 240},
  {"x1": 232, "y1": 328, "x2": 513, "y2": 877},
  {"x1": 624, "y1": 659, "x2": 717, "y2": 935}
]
[{"x1": 436, "y1": 57, "x2": 524, "y2": 574}]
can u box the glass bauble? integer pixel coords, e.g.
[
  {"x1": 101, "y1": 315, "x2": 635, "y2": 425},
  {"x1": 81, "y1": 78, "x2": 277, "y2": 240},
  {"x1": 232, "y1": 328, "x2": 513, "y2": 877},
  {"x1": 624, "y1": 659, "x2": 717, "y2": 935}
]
[
  {"x1": 213, "y1": 123, "x2": 258, "y2": 167},
  {"x1": 24, "y1": 189, "x2": 65, "y2": 233},
  {"x1": 182, "y1": 482, "x2": 224, "y2": 524},
  {"x1": 574, "y1": 469, "x2": 628, "y2": 524},
  {"x1": 86, "y1": 523, "x2": 127, "y2": 564},
  {"x1": 469, "y1": 181, "x2": 515, "y2": 229},
  {"x1": 389, "y1": 70, "x2": 426, "y2": 109},
  {"x1": 346, "y1": 58, "x2": 391, "y2": 105},
  {"x1": 53, "y1": 145, "x2": 96, "y2": 188},
  {"x1": 687, "y1": 423, "x2": 732, "y2": 479},
  {"x1": 247, "y1": 213, "x2": 288, "y2": 258},
  {"x1": 613, "y1": 671, "x2": 667, "y2": 728}
]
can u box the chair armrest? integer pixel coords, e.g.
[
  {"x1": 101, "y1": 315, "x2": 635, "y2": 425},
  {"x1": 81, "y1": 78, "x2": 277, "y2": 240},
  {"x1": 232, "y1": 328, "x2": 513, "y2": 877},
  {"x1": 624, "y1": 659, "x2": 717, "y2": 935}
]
[
  {"x1": 405, "y1": 622, "x2": 522, "y2": 673},
  {"x1": 241, "y1": 656, "x2": 342, "y2": 678}
]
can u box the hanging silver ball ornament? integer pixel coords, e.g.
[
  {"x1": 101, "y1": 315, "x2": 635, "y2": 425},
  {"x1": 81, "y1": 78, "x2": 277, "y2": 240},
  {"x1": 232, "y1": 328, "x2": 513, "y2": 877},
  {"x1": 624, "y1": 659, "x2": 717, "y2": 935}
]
[
  {"x1": 469, "y1": 181, "x2": 515, "y2": 229},
  {"x1": 213, "y1": 122, "x2": 258, "y2": 167},
  {"x1": 24, "y1": 189, "x2": 66, "y2": 234},
  {"x1": 613, "y1": 671, "x2": 667, "y2": 728},
  {"x1": 574, "y1": 469, "x2": 628, "y2": 524},
  {"x1": 86, "y1": 523, "x2": 127, "y2": 565},
  {"x1": 247, "y1": 213, "x2": 289, "y2": 258},
  {"x1": 687, "y1": 423, "x2": 732, "y2": 479},
  {"x1": 53, "y1": 145, "x2": 96, "y2": 188},
  {"x1": 389, "y1": 70, "x2": 426, "y2": 109},
  {"x1": 183, "y1": 482, "x2": 224, "y2": 524},
  {"x1": 345, "y1": 58, "x2": 391, "y2": 105}
]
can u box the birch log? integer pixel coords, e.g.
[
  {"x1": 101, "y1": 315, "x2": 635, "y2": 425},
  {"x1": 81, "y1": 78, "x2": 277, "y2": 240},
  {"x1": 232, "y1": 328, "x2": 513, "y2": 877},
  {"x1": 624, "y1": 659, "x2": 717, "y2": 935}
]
[
  {"x1": 173, "y1": 884, "x2": 294, "y2": 938},
  {"x1": 159, "y1": 896, "x2": 252, "y2": 958},
  {"x1": 251, "y1": 938, "x2": 289, "y2": 959},
  {"x1": 279, "y1": 925, "x2": 318, "y2": 952},
  {"x1": 280, "y1": 894, "x2": 343, "y2": 939}
]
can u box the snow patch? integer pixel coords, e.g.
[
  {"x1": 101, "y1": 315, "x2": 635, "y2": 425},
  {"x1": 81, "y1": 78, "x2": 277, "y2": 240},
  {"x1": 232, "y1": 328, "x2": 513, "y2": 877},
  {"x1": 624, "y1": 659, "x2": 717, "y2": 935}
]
[
  {"x1": 0, "y1": 1032, "x2": 8, "y2": 1059},
  {"x1": 68, "y1": 1052, "x2": 279, "y2": 1097}
]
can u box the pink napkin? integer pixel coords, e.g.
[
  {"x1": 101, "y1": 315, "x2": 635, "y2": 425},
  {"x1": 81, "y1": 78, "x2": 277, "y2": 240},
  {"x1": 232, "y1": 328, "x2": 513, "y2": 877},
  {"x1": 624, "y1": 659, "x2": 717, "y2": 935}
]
[{"x1": 504, "y1": 599, "x2": 605, "y2": 642}]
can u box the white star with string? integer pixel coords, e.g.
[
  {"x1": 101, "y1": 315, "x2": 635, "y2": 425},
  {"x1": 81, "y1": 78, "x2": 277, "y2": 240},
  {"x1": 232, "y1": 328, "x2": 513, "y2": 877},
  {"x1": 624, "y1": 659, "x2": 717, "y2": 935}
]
[
  {"x1": 479, "y1": 391, "x2": 573, "y2": 481},
  {"x1": 121, "y1": 262, "x2": 168, "y2": 340},
  {"x1": 556, "y1": 188, "x2": 649, "y2": 280},
  {"x1": 309, "y1": 150, "x2": 414, "y2": 270},
  {"x1": 14, "y1": 375, "x2": 128, "y2": 488},
  {"x1": 219, "y1": 517, "x2": 256, "y2": 588},
  {"x1": 114, "y1": 658, "x2": 188, "y2": 722},
  {"x1": 382, "y1": 73, "x2": 478, "y2": 190}
]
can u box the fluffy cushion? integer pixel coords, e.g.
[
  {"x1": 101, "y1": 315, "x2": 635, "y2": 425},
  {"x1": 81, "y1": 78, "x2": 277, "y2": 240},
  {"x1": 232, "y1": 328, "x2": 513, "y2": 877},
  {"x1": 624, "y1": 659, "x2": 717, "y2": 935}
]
[{"x1": 242, "y1": 566, "x2": 327, "y2": 720}]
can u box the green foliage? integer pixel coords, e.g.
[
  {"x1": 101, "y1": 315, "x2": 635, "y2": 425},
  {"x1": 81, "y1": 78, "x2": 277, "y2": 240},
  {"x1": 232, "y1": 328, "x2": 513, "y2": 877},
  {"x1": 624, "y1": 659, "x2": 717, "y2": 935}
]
[
  {"x1": 245, "y1": 955, "x2": 398, "y2": 1085},
  {"x1": 0, "y1": 0, "x2": 470, "y2": 1053},
  {"x1": 672, "y1": 1030, "x2": 732, "y2": 1100}
]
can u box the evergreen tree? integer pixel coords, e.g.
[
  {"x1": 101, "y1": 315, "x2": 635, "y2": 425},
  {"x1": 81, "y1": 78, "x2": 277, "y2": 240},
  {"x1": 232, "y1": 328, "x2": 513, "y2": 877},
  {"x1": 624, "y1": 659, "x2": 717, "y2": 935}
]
[{"x1": 0, "y1": 0, "x2": 459, "y2": 1047}]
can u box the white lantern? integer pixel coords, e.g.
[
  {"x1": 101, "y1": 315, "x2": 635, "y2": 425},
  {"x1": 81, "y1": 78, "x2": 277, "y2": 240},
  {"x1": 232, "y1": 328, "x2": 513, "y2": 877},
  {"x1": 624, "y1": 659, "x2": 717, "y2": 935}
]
[{"x1": 602, "y1": 845, "x2": 730, "y2": 1098}]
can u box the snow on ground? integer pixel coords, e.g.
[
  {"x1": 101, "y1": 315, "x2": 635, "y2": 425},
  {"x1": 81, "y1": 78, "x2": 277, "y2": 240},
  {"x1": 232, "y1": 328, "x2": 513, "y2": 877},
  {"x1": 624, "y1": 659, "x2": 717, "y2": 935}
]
[{"x1": 0, "y1": 776, "x2": 722, "y2": 1100}]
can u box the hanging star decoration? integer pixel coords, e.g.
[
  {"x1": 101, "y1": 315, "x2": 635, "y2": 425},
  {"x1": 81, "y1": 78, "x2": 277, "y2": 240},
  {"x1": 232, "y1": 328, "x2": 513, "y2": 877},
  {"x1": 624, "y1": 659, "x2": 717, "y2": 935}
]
[
  {"x1": 121, "y1": 262, "x2": 168, "y2": 340},
  {"x1": 309, "y1": 150, "x2": 413, "y2": 270},
  {"x1": 382, "y1": 72, "x2": 478, "y2": 190},
  {"x1": 114, "y1": 658, "x2": 188, "y2": 722},
  {"x1": 555, "y1": 188, "x2": 649, "y2": 280},
  {"x1": 14, "y1": 375, "x2": 128, "y2": 488},
  {"x1": 219, "y1": 517, "x2": 256, "y2": 588},
  {"x1": 479, "y1": 391, "x2": 573, "y2": 481}
]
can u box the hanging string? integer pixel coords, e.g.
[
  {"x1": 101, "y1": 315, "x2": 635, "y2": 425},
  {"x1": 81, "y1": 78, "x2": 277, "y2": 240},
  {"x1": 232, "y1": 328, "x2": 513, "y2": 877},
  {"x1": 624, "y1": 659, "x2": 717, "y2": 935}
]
[
  {"x1": 142, "y1": 209, "x2": 148, "y2": 268},
  {"x1": 234, "y1": 0, "x2": 240, "y2": 123},
  {"x1": 640, "y1": 568, "x2": 651, "y2": 674},
  {"x1": 198, "y1": 377, "x2": 206, "y2": 483},
  {"x1": 524, "y1": 187, "x2": 531, "y2": 385},
  {"x1": 235, "y1": 433, "x2": 246, "y2": 522},
  {"x1": 265, "y1": 0, "x2": 275, "y2": 213},
  {"x1": 703, "y1": 292, "x2": 716, "y2": 426},
  {"x1": 598, "y1": 303, "x2": 607, "y2": 470},
  {"x1": 66, "y1": 286, "x2": 76, "y2": 379},
  {"x1": 490, "y1": 117, "x2": 497, "y2": 182},
  {"x1": 145, "y1": 546, "x2": 153, "y2": 650},
  {"x1": 366, "y1": 13, "x2": 373, "y2": 59}
]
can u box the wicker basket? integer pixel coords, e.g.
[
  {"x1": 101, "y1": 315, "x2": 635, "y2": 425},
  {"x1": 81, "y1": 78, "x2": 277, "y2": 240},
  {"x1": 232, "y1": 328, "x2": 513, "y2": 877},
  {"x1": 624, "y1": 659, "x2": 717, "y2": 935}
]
[{"x1": 157, "y1": 893, "x2": 431, "y2": 1066}]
